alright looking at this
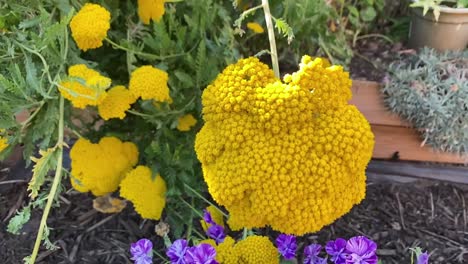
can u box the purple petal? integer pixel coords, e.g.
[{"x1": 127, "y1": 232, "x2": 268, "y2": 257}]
[
  {"x1": 167, "y1": 239, "x2": 189, "y2": 264},
  {"x1": 184, "y1": 244, "x2": 218, "y2": 264},
  {"x1": 130, "y1": 239, "x2": 153, "y2": 260},
  {"x1": 133, "y1": 254, "x2": 153, "y2": 264},
  {"x1": 203, "y1": 210, "x2": 215, "y2": 225},
  {"x1": 346, "y1": 252, "x2": 378, "y2": 264},
  {"x1": 345, "y1": 236, "x2": 377, "y2": 256},
  {"x1": 304, "y1": 244, "x2": 322, "y2": 257},
  {"x1": 276, "y1": 234, "x2": 297, "y2": 260},
  {"x1": 417, "y1": 252, "x2": 429, "y2": 264},
  {"x1": 206, "y1": 224, "x2": 226, "y2": 244},
  {"x1": 325, "y1": 238, "x2": 347, "y2": 264}
]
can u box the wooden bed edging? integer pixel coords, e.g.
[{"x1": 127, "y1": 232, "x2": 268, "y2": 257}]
[{"x1": 350, "y1": 80, "x2": 468, "y2": 164}]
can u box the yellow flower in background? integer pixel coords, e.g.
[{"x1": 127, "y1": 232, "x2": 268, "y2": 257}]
[
  {"x1": 59, "y1": 64, "x2": 111, "y2": 109},
  {"x1": 70, "y1": 137, "x2": 139, "y2": 196},
  {"x1": 138, "y1": 0, "x2": 166, "y2": 24},
  {"x1": 200, "y1": 205, "x2": 225, "y2": 231},
  {"x1": 234, "y1": 236, "x2": 279, "y2": 264},
  {"x1": 247, "y1": 22, "x2": 264, "y2": 34},
  {"x1": 0, "y1": 130, "x2": 8, "y2": 153},
  {"x1": 177, "y1": 114, "x2": 197, "y2": 132},
  {"x1": 98, "y1": 86, "x2": 137, "y2": 120},
  {"x1": 119, "y1": 166, "x2": 167, "y2": 220},
  {"x1": 129, "y1": 65, "x2": 171, "y2": 102},
  {"x1": 70, "y1": 3, "x2": 111, "y2": 51},
  {"x1": 195, "y1": 56, "x2": 374, "y2": 235}
]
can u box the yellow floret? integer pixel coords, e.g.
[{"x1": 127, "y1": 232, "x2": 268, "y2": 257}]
[
  {"x1": 234, "y1": 236, "x2": 279, "y2": 264},
  {"x1": 119, "y1": 166, "x2": 167, "y2": 220},
  {"x1": 70, "y1": 3, "x2": 111, "y2": 51},
  {"x1": 70, "y1": 137, "x2": 139, "y2": 196},
  {"x1": 177, "y1": 114, "x2": 198, "y2": 132},
  {"x1": 59, "y1": 64, "x2": 111, "y2": 109},
  {"x1": 129, "y1": 65, "x2": 171, "y2": 102},
  {"x1": 98, "y1": 86, "x2": 137, "y2": 120},
  {"x1": 200, "y1": 205, "x2": 225, "y2": 231},
  {"x1": 195, "y1": 56, "x2": 374, "y2": 235},
  {"x1": 197, "y1": 237, "x2": 238, "y2": 264},
  {"x1": 0, "y1": 135, "x2": 8, "y2": 153},
  {"x1": 137, "y1": 0, "x2": 166, "y2": 24},
  {"x1": 247, "y1": 22, "x2": 264, "y2": 34}
]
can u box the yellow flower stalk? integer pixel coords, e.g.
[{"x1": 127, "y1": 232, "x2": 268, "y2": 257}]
[
  {"x1": 119, "y1": 166, "x2": 167, "y2": 220},
  {"x1": 98, "y1": 86, "x2": 137, "y2": 120},
  {"x1": 195, "y1": 56, "x2": 374, "y2": 235},
  {"x1": 138, "y1": 0, "x2": 166, "y2": 24},
  {"x1": 70, "y1": 3, "x2": 111, "y2": 51}
]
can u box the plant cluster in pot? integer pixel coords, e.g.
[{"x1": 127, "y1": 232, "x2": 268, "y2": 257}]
[{"x1": 409, "y1": 0, "x2": 468, "y2": 51}]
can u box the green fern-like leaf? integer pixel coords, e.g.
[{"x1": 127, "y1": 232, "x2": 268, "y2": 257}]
[
  {"x1": 273, "y1": 17, "x2": 295, "y2": 44},
  {"x1": 7, "y1": 205, "x2": 31, "y2": 235},
  {"x1": 28, "y1": 147, "x2": 58, "y2": 199}
]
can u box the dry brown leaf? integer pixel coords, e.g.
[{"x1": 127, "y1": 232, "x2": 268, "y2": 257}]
[{"x1": 93, "y1": 194, "x2": 127, "y2": 214}]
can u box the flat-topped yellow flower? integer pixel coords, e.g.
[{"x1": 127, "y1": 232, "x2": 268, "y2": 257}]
[
  {"x1": 0, "y1": 130, "x2": 8, "y2": 153},
  {"x1": 138, "y1": 0, "x2": 166, "y2": 24},
  {"x1": 129, "y1": 65, "x2": 171, "y2": 102},
  {"x1": 119, "y1": 166, "x2": 167, "y2": 220},
  {"x1": 98, "y1": 86, "x2": 137, "y2": 120},
  {"x1": 234, "y1": 236, "x2": 279, "y2": 264},
  {"x1": 59, "y1": 64, "x2": 111, "y2": 109},
  {"x1": 70, "y1": 3, "x2": 111, "y2": 51},
  {"x1": 177, "y1": 114, "x2": 198, "y2": 132}
]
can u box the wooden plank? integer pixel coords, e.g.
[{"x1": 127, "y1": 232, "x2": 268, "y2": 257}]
[
  {"x1": 367, "y1": 160, "x2": 468, "y2": 184},
  {"x1": 371, "y1": 124, "x2": 468, "y2": 164},
  {"x1": 350, "y1": 80, "x2": 406, "y2": 127}
]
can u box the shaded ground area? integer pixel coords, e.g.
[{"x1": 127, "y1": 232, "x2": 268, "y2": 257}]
[{"x1": 1, "y1": 160, "x2": 467, "y2": 263}]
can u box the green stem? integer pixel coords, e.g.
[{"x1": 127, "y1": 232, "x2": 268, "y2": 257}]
[
  {"x1": 261, "y1": 0, "x2": 280, "y2": 78},
  {"x1": 355, "y1": 33, "x2": 394, "y2": 44},
  {"x1": 105, "y1": 38, "x2": 186, "y2": 60},
  {"x1": 183, "y1": 183, "x2": 228, "y2": 218},
  {"x1": 29, "y1": 96, "x2": 65, "y2": 264},
  {"x1": 20, "y1": 101, "x2": 45, "y2": 129}
]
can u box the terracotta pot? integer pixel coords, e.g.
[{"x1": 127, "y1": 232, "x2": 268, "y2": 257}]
[{"x1": 409, "y1": 6, "x2": 468, "y2": 51}]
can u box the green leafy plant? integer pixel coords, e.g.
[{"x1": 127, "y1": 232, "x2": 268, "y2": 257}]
[
  {"x1": 383, "y1": 48, "x2": 468, "y2": 156},
  {"x1": 410, "y1": 0, "x2": 468, "y2": 21}
]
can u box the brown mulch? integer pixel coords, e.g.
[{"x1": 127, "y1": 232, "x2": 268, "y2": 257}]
[{"x1": 1, "y1": 160, "x2": 467, "y2": 264}]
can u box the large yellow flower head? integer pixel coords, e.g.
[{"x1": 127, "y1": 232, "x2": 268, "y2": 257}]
[
  {"x1": 70, "y1": 137, "x2": 139, "y2": 196},
  {"x1": 129, "y1": 65, "x2": 171, "y2": 102},
  {"x1": 0, "y1": 130, "x2": 8, "y2": 153},
  {"x1": 195, "y1": 56, "x2": 374, "y2": 235},
  {"x1": 59, "y1": 64, "x2": 111, "y2": 109},
  {"x1": 98, "y1": 86, "x2": 137, "y2": 120},
  {"x1": 138, "y1": 0, "x2": 166, "y2": 24},
  {"x1": 177, "y1": 114, "x2": 198, "y2": 132},
  {"x1": 119, "y1": 166, "x2": 167, "y2": 220},
  {"x1": 70, "y1": 3, "x2": 111, "y2": 51},
  {"x1": 234, "y1": 236, "x2": 279, "y2": 264}
]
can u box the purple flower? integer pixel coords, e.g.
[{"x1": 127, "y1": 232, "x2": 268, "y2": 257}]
[
  {"x1": 304, "y1": 244, "x2": 327, "y2": 264},
  {"x1": 184, "y1": 244, "x2": 218, "y2": 264},
  {"x1": 345, "y1": 236, "x2": 378, "y2": 264},
  {"x1": 203, "y1": 210, "x2": 215, "y2": 225},
  {"x1": 326, "y1": 238, "x2": 348, "y2": 264},
  {"x1": 276, "y1": 234, "x2": 297, "y2": 259},
  {"x1": 417, "y1": 252, "x2": 429, "y2": 264},
  {"x1": 206, "y1": 224, "x2": 226, "y2": 244},
  {"x1": 130, "y1": 239, "x2": 153, "y2": 264},
  {"x1": 167, "y1": 239, "x2": 189, "y2": 264}
]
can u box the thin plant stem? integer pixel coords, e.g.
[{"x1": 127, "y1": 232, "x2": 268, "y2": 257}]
[
  {"x1": 355, "y1": 33, "x2": 394, "y2": 44},
  {"x1": 29, "y1": 96, "x2": 65, "y2": 264},
  {"x1": 178, "y1": 197, "x2": 203, "y2": 218},
  {"x1": 261, "y1": 0, "x2": 280, "y2": 78},
  {"x1": 183, "y1": 183, "x2": 228, "y2": 218},
  {"x1": 105, "y1": 38, "x2": 187, "y2": 60}
]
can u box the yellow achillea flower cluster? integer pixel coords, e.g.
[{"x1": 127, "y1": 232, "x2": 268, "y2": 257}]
[
  {"x1": 70, "y1": 137, "x2": 139, "y2": 196},
  {"x1": 129, "y1": 66, "x2": 171, "y2": 102},
  {"x1": 0, "y1": 130, "x2": 8, "y2": 153},
  {"x1": 98, "y1": 86, "x2": 137, "y2": 120},
  {"x1": 200, "y1": 236, "x2": 278, "y2": 264},
  {"x1": 177, "y1": 114, "x2": 198, "y2": 132},
  {"x1": 70, "y1": 3, "x2": 111, "y2": 51},
  {"x1": 137, "y1": 0, "x2": 166, "y2": 24},
  {"x1": 119, "y1": 166, "x2": 167, "y2": 220},
  {"x1": 195, "y1": 56, "x2": 374, "y2": 235},
  {"x1": 247, "y1": 22, "x2": 264, "y2": 34},
  {"x1": 59, "y1": 64, "x2": 111, "y2": 109}
]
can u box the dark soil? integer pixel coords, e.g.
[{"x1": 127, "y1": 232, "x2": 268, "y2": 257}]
[{"x1": 1, "y1": 159, "x2": 467, "y2": 264}]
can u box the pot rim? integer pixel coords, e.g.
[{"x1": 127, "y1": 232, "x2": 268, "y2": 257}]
[{"x1": 411, "y1": 1, "x2": 468, "y2": 13}]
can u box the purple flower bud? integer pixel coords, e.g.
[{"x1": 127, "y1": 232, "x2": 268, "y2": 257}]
[
  {"x1": 417, "y1": 252, "x2": 429, "y2": 264},
  {"x1": 325, "y1": 238, "x2": 347, "y2": 264},
  {"x1": 130, "y1": 239, "x2": 153, "y2": 264},
  {"x1": 304, "y1": 244, "x2": 327, "y2": 264},
  {"x1": 184, "y1": 244, "x2": 218, "y2": 264},
  {"x1": 206, "y1": 224, "x2": 226, "y2": 244},
  {"x1": 167, "y1": 239, "x2": 189, "y2": 264},
  {"x1": 345, "y1": 236, "x2": 378, "y2": 264},
  {"x1": 203, "y1": 209, "x2": 215, "y2": 225},
  {"x1": 276, "y1": 234, "x2": 297, "y2": 260}
]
